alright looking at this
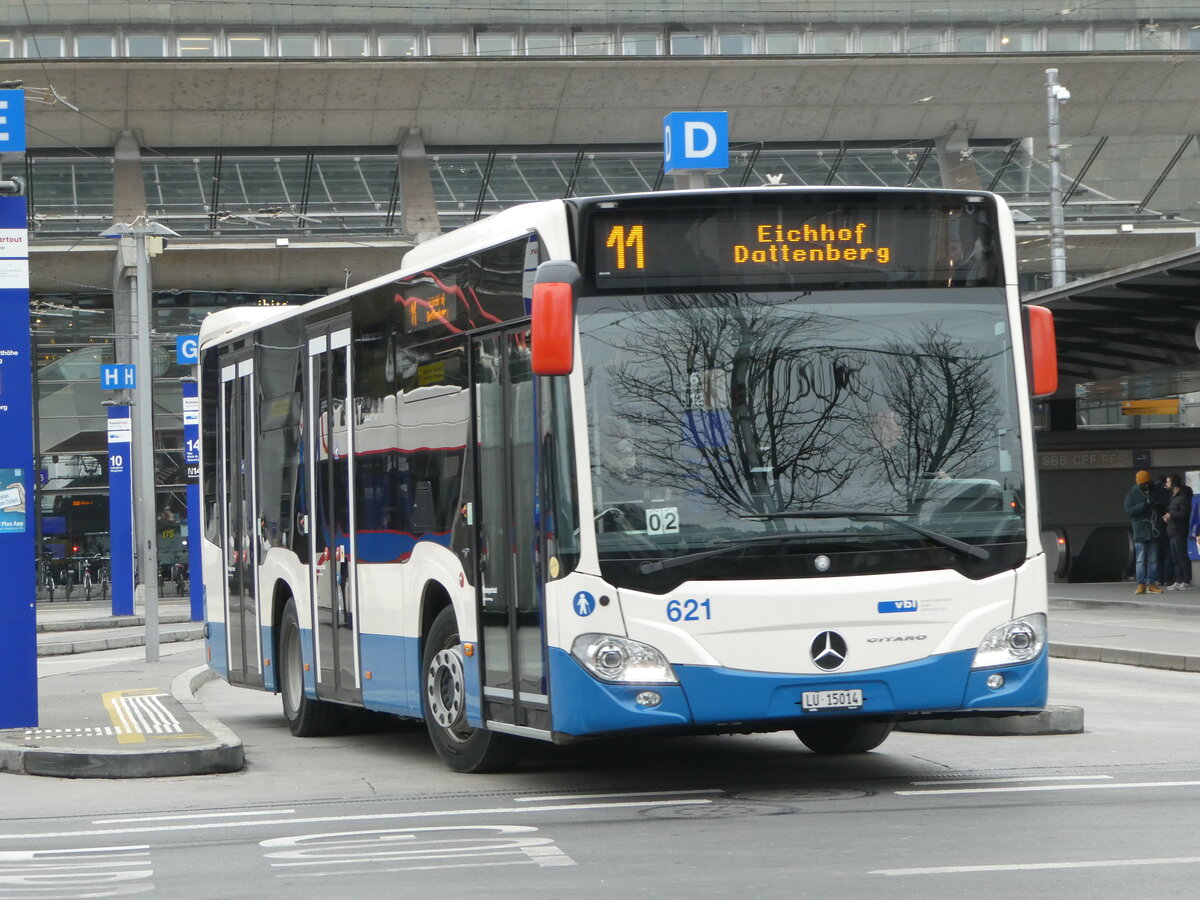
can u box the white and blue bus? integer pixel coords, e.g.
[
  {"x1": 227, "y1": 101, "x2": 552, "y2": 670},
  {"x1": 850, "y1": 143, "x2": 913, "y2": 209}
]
[{"x1": 199, "y1": 187, "x2": 1058, "y2": 772}]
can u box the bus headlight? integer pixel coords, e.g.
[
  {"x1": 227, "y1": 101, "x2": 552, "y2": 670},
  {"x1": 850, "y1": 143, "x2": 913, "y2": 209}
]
[
  {"x1": 571, "y1": 634, "x2": 678, "y2": 684},
  {"x1": 971, "y1": 613, "x2": 1047, "y2": 669}
]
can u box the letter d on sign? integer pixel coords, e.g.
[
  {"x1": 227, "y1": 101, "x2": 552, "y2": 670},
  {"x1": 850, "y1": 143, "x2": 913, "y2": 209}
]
[
  {"x1": 663, "y1": 111, "x2": 729, "y2": 174},
  {"x1": 685, "y1": 122, "x2": 717, "y2": 158}
]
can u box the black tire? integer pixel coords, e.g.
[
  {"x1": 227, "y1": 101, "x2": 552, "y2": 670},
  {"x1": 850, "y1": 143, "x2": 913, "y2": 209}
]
[
  {"x1": 423, "y1": 606, "x2": 519, "y2": 773},
  {"x1": 279, "y1": 598, "x2": 344, "y2": 737},
  {"x1": 795, "y1": 719, "x2": 894, "y2": 754}
]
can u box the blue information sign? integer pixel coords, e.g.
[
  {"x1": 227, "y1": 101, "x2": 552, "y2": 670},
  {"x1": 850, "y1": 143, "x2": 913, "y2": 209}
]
[
  {"x1": 107, "y1": 405, "x2": 135, "y2": 617},
  {"x1": 183, "y1": 380, "x2": 203, "y2": 621},
  {"x1": 663, "y1": 111, "x2": 729, "y2": 174},
  {"x1": 101, "y1": 364, "x2": 137, "y2": 390},
  {"x1": 0, "y1": 193, "x2": 36, "y2": 728},
  {"x1": 0, "y1": 90, "x2": 26, "y2": 154},
  {"x1": 177, "y1": 335, "x2": 199, "y2": 366}
]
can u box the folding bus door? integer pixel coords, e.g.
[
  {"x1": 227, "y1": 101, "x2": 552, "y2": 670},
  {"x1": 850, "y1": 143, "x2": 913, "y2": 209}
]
[
  {"x1": 219, "y1": 356, "x2": 263, "y2": 687},
  {"x1": 473, "y1": 326, "x2": 549, "y2": 736},
  {"x1": 305, "y1": 323, "x2": 362, "y2": 704}
]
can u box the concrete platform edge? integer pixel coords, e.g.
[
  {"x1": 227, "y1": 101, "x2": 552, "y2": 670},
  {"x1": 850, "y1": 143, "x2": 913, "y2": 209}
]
[
  {"x1": 0, "y1": 665, "x2": 244, "y2": 779},
  {"x1": 1050, "y1": 641, "x2": 1200, "y2": 673},
  {"x1": 896, "y1": 704, "x2": 1085, "y2": 736}
]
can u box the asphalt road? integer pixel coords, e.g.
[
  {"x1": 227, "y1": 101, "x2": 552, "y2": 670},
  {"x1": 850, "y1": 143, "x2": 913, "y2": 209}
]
[{"x1": 3, "y1": 657, "x2": 1199, "y2": 898}]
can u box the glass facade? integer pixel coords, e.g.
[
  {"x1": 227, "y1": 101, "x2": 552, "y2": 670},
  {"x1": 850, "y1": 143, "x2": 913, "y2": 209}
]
[{"x1": 34, "y1": 290, "x2": 315, "y2": 596}]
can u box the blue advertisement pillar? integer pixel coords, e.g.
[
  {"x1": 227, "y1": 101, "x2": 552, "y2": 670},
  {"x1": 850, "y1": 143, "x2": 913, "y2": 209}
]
[
  {"x1": 0, "y1": 188, "x2": 37, "y2": 728},
  {"x1": 182, "y1": 379, "x2": 203, "y2": 622},
  {"x1": 107, "y1": 405, "x2": 135, "y2": 616}
]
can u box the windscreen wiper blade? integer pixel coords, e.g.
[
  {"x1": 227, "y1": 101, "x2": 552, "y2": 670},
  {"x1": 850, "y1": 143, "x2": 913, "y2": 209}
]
[
  {"x1": 744, "y1": 509, "x2": 989, "y2": 561},
  {"x1": 637, "y1": 533, "x2": 815, "y2": 575}
]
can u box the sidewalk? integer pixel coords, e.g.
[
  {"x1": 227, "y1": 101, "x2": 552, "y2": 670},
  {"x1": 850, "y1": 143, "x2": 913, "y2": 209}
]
[
  {"x1": 1, "y1": 583, "x2": 1196, "y2": 778},
  {"x1": 1048, "y1": 581, "x2": 1200, "y2": 672},
  {"x1": 0, "y1": 600, "x2": 241, "y2": 778}
]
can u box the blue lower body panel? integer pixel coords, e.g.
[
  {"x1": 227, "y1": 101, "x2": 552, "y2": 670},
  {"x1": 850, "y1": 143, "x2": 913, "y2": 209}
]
[
  {"x1": 206, "y1": 622, "x2": 227, "y2": 680},
  {"x1": 359, "y1": 632, "x2": 421, "y2": 717},
  {"x1": 549, "y1": 646, "x2": 1048, "y2": 737}
]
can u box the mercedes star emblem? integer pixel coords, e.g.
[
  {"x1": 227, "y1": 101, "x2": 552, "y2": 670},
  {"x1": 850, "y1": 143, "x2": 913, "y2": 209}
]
[{"x1": 811, "y1": 630, "x2": 848, "y2": 671}]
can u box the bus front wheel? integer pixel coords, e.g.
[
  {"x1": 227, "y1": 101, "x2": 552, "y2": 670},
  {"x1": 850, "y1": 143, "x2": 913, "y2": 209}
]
[
  {"x1": 423, "y1": 607, "x2": 519, "y2": 773},
  {"x1": 279, "y1": 599, "x2": 343, "y2": 737},
  {"x1": 794, "y1": 719, "x2": 894, "y2": 754}
]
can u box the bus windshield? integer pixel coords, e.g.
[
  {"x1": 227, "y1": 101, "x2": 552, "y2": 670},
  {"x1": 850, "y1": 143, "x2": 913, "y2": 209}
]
[{"x1": 579, "y1": 288, "x2": 1027, "y2": 590}]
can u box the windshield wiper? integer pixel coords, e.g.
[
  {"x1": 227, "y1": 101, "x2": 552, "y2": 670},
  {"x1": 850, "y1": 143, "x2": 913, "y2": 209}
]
[
  {"x1": 637, "y1": 508, "x2": 991, "y2": 576},
  {"x1": 743, "y1": 509, "x2": 989, "y2": 561},
  {"x1": 637, "y1": 532, "x2": 819, "y2": 575}
]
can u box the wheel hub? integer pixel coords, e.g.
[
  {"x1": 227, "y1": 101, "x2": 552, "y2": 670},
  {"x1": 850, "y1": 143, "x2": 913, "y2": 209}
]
[{"x1": 427, "y1": 647, "x2": 466, "y2": 732}]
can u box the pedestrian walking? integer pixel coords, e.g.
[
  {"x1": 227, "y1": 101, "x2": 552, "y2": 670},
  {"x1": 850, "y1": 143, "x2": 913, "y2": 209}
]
[{"x1": 1124, "y1": 469, "x2": 1168, "y2": 594}]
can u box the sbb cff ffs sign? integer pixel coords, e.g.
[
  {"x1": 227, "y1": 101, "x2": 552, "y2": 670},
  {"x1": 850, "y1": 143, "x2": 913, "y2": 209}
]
[{"x1": 663, "y1": 111, "x2": 729, "y2": 174}]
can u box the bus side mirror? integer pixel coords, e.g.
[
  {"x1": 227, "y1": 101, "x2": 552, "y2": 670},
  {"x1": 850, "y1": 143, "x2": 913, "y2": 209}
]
[
  {"x1": 531, "y1": 261, "x2": 580, "y2": 376},
  {"x1": 1022, "y1": 304, "x2": 1058, "y2": 398}
]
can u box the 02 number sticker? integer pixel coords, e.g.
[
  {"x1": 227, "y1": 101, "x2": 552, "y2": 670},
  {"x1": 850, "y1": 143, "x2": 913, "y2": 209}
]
[{"x1": 646, "y1": 507, "x2": 679, "y2": 535}]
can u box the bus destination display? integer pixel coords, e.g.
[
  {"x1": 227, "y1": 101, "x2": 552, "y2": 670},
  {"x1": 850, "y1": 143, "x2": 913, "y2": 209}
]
[{"x1": 589, "y1": 197, "x2": 998, "y2": 290}]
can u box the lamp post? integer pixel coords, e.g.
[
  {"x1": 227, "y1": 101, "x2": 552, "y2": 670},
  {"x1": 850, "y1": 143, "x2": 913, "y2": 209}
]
[
  {"x1": 100, "y1": 218, "x2": 179, "y2": 662},
  {"x1": 1045, "y1": 68, "x2": 1070, "y2": 288}
]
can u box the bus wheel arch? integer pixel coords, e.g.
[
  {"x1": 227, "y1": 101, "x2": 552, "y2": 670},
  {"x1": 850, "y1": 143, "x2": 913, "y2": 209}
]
[{"x1": 270, "y1": 579, "x2": 293, "y2": 682}]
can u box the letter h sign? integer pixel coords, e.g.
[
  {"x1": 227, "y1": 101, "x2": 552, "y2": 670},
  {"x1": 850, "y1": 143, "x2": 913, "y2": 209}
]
[
  {"x1": 663, "y1": 111, "x2": 729, "y2": 174},
  {"x1": 100, "y1": 364, "x2": 137, "y2": 390}
]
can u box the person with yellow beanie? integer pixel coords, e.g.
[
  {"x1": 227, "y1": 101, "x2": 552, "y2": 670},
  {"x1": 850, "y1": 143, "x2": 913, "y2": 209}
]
[{"x1": 1124, "y1": 469, "x2": 1169, "y2": 594}]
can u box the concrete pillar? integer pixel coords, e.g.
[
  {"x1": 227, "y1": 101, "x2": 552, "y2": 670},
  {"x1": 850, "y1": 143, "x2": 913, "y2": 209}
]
[
  {"x1": 398, "y1": 128, "x2": 440, "y2": 243},
  {"x1": 111, "y1": 131, "x2": 146, "y2": 368}
]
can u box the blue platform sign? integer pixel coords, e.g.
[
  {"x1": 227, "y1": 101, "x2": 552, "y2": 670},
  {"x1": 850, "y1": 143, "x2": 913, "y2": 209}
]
[
  {"x1": 183, "y1": 380, "x2": 203, "y2": 621},
  {"x1": 0, "y1": 192, "x2": 36, "y2": 729},
  {"x1": 176, "y1": 335, "x2": 199, "y2": 366},
  {"x1": 101, "y1": 364, "x2": 136, "y2": 390},
  {"x1": 663, "y1": 111, "x2": 729, "y2": 174},
  {"x1": 108, "y1": 405, "x2": 135, "y2": 617},
  {"x1": 0, "y1": 90, "x2": 26, "y2": 154}
]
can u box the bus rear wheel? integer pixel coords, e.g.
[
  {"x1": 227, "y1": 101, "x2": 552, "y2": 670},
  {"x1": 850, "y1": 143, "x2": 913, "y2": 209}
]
[
  {"x1": 794, "y1": 719, "x2": 894, "y2": 754},
  {"x1": 279, "y1": 598, "x2": 344, "y2": 737},
  {"x1": 423, "y1": 607, "x2": 519, "y2": 773}
]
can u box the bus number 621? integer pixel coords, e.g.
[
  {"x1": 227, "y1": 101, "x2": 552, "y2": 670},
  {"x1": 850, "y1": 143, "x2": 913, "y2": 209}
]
[{"x1": 667, "y1": 598, "x2": 712, "y2": 622}]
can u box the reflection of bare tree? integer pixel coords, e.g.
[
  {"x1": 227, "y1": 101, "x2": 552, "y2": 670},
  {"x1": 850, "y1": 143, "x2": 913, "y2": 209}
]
[
  {"x1": 599, "y1": 294, "x2": 869, "y2": 516},
  {"x1": 868, "y1": 325, "x2": 998, "y2": 503}
]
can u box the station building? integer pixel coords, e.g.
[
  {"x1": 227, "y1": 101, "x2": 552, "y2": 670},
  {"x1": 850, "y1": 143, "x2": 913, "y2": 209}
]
[{"x1": 4, "y1": 1, "x2": 1200, "y2": 584}]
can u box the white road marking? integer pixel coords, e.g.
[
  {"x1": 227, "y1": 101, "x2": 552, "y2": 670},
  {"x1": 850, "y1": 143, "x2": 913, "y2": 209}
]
[
  {"x1": 907, "y1": 775, "x2": 1114, "y2": 786},
  {"x1": 0, "y1": 844, "x2": 152, "y2": 896},
  {"x1": 262, "y1": 824, "x2": 577, "y2": 876},
  {"x1": 896, "y1": 779, "x2": 1200, "y2": 796},
  {"x1": 0, "y1": 799, "x2": 712, "y2": 842},
  {"x1": 872, "y1": 856, "x2": 1200, "y2": 875},
  {"x1": 94, "y1": 810, "x2": 297, "y2": 824},
  {"x1": 513, "y1": 789, "x2": 724, "y2": 802}
]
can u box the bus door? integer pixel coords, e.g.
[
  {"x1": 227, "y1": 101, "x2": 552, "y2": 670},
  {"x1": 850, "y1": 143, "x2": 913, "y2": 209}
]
[
  {"x1": 306, "y1": 323, "x2": 362, "y2": 704},
  {"x1": 472, "y1": 327, "x2": 550, "y2": 735},
  {"x1": 219, "y1": 356, "x2": 263, "y2": 687}
]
